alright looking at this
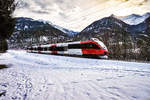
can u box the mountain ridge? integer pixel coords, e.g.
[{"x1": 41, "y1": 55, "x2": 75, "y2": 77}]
[
  {"x1": 117, "y1": 13, "x2": 150, "y2": 25},
  {"x1": 9, "y1": 12, "x2": 150, "y2": 49},
  {"x1": 78, "y1": 12, "x2": 150, "y2": 39},
  {"x1": 15, "y1": 17, "x2": 78, "y2": 36}
]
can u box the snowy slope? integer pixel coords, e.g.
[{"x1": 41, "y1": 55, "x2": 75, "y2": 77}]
[
  {"x1": 38, "y1": 19, "x2": 78, "y2": 36},
  {"x1": 120, "y1": 13, "x2": 150, "y2": 25},
  {"x1": 0, "y1": 50, "x2": 150, "y2": 100},
  {"x1": 15, "y1": 17, "x2": 78, "y2": 36},
  {"x1": 52, "y1": 25, "x2": 78, "y2": 36},
  {"x1": 37, "y1": 19, "x2": 78, "y2": 36}
]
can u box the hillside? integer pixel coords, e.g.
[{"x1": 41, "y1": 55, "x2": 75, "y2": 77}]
[
  {"x1": 119, "y1": 13, "x2": 150, "y2": 25},
  {"x1": 76, "y1": 16, "x2": 129, "y2": 41},
  {"x1": 74, "y1": 13, "x2": 150, "y2": 60},
  {"x1": 9, "y1": 17, "x2": 78, "y2": 49},
  {"x1": 76, "y1": 13, "x2": 150, "y2": 41}
]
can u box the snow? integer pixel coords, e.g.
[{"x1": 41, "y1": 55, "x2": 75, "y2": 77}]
[
  {"x1": 139, "y1": 34, "x2": 149, "y2": 38},
  {"x1": 24, "y1": 25, "x2": 28, "y2": 30},
  {"x1": 53, "y1": 25, "x2": 78, "y2": 36},
  {"x1": 114, "y1": 21, "x2": 122, "y2": 27},
  {"x1": 83, "y1": 27, "x2": 93, "y2": 32},
  {"x1": 38, "y1": 19, "x2": 50, "y2": 24},
  {"x1": 36, "y1": 19, "x2": 78, "y2": 36},
  {"x1": 120, "y1": 13, "x2": 150, "y2": 25},
  {"x1": 0, "y1": 50, "x2": 150, "y2": 100},
  {"x1": 16, "y1": 17, "x2": 78, "y2": 36}
]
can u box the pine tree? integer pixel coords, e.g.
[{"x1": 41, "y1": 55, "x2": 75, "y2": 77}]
[{"x1": 0, "y1": 0, "x2": 16, "y2": 52}]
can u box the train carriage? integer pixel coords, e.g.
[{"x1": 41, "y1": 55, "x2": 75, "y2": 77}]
[{"x1": 27, "y1": 38, "x2": 109, "y2": 58}]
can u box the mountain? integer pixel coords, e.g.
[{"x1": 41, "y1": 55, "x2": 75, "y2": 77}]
[
  {"x1": 52, "y1": 25, "x2": 78, "y2": 36},
  {"x1": 119, "y1": 13, "x2": 150, "y2": 25},
  {"x1": 127, "y1": 16, "x2": 150, "y2": 35},
  {"x1": 81, "y1": 16, "x2": 128, "y2": 33},
  {"x1": 15, "y1": 17, "x2": 78, "y2": 36},
  {"x1": 75, "y1": 16, "x2": 130, "y2": 41},
  {"x1": 124, "y1": 13, "x2": 150, "y2": 35},
  {"x1": 35, "y1": 19, "x2": 78, "y2": 36},
  {"x1": 9, "y1": 13, "x2": 150, "y2": 49},
  {"x1": 75, "y1": 14, "x2": 150, "y2": 60},
  {"x1": 75, "y1": 13, "x2": 150, "y2": 41},
  {"x1": 9, "y1": 17, "x2": 77, "y2": 49}
]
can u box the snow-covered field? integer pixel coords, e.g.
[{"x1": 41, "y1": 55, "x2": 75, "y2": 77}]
[{"x1": 0, "y1": 50, "x2": 150, "y2": 100}]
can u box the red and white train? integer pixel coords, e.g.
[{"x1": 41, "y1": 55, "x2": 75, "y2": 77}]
[{"x1": 27, "y1": 38, "x2": 109, "y2": 58}]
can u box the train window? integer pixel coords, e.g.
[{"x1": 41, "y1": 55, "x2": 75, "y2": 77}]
[
  {"x1": 64, "y1": 46, "x2": 68, "y2": 51},
  {"x1": 27, "y1": 48, "x2": 32, "y2": 50},
  {"x1": 80, "y1": 43, "x2": 100, "y2": 49},
  {"x1": 49, "y1": 47, "x2": 56, "y2": 51},
  {"x1": 33, "y1": 48, "x2": 36, "y2": 50},
  {"x1": 57, "y1": 47, "x2": 65, "y2": 51},
  {"x1": 89, "y1": 43, "x2": 100, "y2": 49},
  {"x1": 37, "y1": 47, "x2": 40, "y2": 50},
  {"x1": 29, "y1": 48, "x2": 32, "y2": 50},
  {"x1": 49, "y1": 47, "x2": 51, "y2": 51},
  {"x1": 49, "y1": 47, "x2": 66, "y2": 51},
  {"x1": 68, "y1": 43, "x2": 100, "y2": 49},
  {"x1": 68, "y1": 44, "x2": 81, "y2": 49},
  {"x1": 37, "y1": 47, "x2": 42, "y2": 51},
  {"x1": 43, "y1": 47, "x2": 48, "y2": 51}
]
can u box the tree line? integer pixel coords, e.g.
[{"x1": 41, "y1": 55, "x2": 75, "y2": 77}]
[{"x1": 95, "y1": 26, "x2": 150, "y2": 62}]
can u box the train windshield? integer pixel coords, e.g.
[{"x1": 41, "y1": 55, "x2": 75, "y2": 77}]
[{"x1": 96, "y1": 41, "x2": 108, "y2": 51}]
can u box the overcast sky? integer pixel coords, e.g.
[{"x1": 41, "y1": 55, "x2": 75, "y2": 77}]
[{"x1": 14, "y1": 0, "x2": 150, "y2": 31}]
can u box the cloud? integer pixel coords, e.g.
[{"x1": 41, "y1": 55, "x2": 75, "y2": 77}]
[
  {"x1": 33, "y1": 1, "x2": 47, "y2": 9},
  {"x1": 16, "y1": 1, "x2": 30, "y2": 9},
  {"x1": 58, "y1": 12, "x2": 68, "y2": 19},
  {"x1": 31, "y1": 10, "x2": 50, "y2": 14},
  {"x1": 131, "y1": 0, "x2": 148, "y2": 6},
  {"x1": 112, "y1": 0, "x2": 148, "y2": 5},
  {"x1": 14, "y1": 0, "x2": 150, "y2": 31}
]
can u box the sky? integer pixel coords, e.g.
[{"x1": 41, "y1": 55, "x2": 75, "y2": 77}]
[{"x1": 14, "y1": 0, "x2": 150, "y2": 32}]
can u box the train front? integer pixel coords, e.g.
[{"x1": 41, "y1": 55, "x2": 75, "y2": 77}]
[{"x1": 92, "y1": 38, "x2": 109, "y2": 59}]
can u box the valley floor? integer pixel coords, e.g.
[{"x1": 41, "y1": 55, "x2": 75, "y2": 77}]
[{"x1": 0, "y1": 50, "x2": 150, "y2": 100}]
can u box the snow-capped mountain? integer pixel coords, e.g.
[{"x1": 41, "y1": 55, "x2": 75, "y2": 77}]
[
  {"x1": 127, "y1": 14, "x2": 150, "y2": 35},
  {"x1": 36, "y1": 19, "x2": 78, "y2": 36},
  {"x1": 76, "y1": 16, "x2": 129, "y2": 41},
  {"x1": 119, "y1": 13, "x2": 150, "y2": 25},
  {"x1": 15, "y1": 17, "x2": 49, "y2": 31},
  {"x1": 9, "y1": 17, "x2": 71, "y2": 48},
  {"x1": 9, "y1": 17, "x2": 78, "y2": 49},
  {"x1": 52, "y1": 25, "x2": 78, "y2": 36},
  {"x1": 9, "y1": 13, "x2": 150, "y2": 49},
  {"x1": 15, "y1": 17, "x2": 78, "y2": 36},
  {"x1": 81, "y1": 16, "x2": 128, "y2": 33},
  {"x1": 76, "y1": 13, "x2": 150, "y2": 41}
]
